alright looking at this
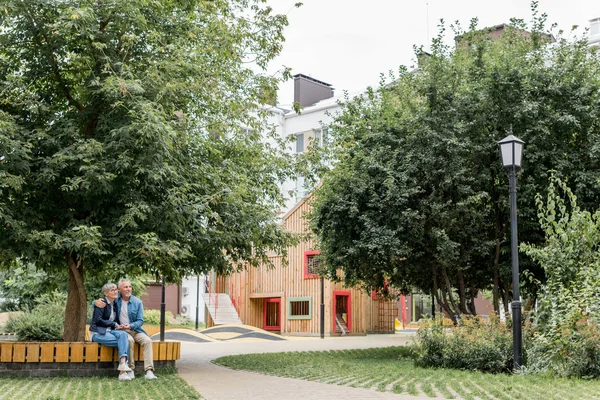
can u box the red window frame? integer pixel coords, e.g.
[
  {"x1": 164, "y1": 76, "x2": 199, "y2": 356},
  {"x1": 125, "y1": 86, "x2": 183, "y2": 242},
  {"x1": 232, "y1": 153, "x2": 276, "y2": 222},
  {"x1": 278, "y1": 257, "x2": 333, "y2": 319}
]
[
  {"x1": 263, "y1": 297, "x2": 281, "y2": 331},
  {"x1": 332, "y1": 290, "x2": 352, "y2": 332},
  {"x1": 304, "y1": 250, "x2": 320, "y2": 279},
  {"x1": 371, "y1": 281, "x2": 390, "y2": 300}
]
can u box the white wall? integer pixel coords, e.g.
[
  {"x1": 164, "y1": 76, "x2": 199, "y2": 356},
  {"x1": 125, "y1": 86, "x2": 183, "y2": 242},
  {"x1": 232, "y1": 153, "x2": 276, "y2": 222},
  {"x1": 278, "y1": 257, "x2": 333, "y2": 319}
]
[
  {"x1": 181, "y1": 275, "x2": 207, "y2": 326},
  {"x1": 280, "y1": 98, "x2": 342, "y2": 213}
]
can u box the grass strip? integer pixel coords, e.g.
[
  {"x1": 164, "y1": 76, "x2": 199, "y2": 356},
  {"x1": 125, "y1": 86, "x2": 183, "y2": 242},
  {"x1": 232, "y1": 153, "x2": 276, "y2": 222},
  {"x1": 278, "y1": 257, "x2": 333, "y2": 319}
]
[
  {"x1": 0, "y1": 368, "x2": 201, "y2": 400},
  {"x1": 214, "y1": 346, "x2": 600, "y2": 399}
]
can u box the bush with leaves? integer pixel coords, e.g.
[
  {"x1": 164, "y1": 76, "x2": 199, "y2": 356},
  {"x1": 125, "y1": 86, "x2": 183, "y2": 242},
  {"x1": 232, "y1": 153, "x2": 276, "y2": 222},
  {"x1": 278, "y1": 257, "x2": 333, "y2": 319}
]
[
  {"x1": 415, "y1": 314, "x2": 513, "y2": 373},
  {"x1": 6, "y1": 291, "x2": 66, "y2": 341},
  {"x1": 522, "y1": 175, "x2": 600, "y2": 377},
  {"x1": 144, "y1": 309, "x2": 174, "y2": 326}
]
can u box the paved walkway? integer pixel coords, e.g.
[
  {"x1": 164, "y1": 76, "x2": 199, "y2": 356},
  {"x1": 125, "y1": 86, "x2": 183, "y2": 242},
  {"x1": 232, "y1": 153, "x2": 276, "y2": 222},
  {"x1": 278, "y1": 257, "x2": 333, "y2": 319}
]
[{"x1": 178, "y1": 333, "x2": 440, "y2": 400}]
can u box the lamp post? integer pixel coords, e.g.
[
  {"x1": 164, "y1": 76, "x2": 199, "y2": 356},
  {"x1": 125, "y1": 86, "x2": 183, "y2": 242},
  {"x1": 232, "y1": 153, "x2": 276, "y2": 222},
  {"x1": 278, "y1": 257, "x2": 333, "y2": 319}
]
[
  {"x1": 195, "y1": 275, "x2": 200, "y2": 330},
  {"x1": 320, "y1": 275, "x2": 325, "y2": 339},
  {"x1": 160, "y1": 275, "x2": 166, "y2": 342},
  {"x1": 498, "y1": 132, "x2": 524, "y2": 370}
]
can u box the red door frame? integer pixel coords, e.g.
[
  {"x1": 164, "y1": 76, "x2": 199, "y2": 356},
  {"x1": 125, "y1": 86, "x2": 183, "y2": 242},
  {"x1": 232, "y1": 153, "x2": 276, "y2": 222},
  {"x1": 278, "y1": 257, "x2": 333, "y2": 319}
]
[
  {"x1": 332, "y1": 290, "x2": 352, "y2": 332},
  {"x1": 263, "y1": 297, "x2": 281, "y2": 331}
]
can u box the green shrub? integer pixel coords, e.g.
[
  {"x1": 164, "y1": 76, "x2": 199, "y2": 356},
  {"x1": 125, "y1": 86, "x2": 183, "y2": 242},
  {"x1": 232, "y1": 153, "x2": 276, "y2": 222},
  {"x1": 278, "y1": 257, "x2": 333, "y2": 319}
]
[
  {"x1": 6, "y1": 290, "x2": 66, "y2": 341},
  {"x1": 144, "y1": 309, "x2": 173, "y2": 325},
  {"x1": 415, "y1": 314, "x2": 513, "y2": 373},
  {"x1": 9, "y1": 311, "x2": 63, "y2": 341},
  {"x1": 521, "y1": 176, "x2": 600, "y2": 378},
  {"x1": 524, "y1": 321, "x2": 600, "y2": 378}
]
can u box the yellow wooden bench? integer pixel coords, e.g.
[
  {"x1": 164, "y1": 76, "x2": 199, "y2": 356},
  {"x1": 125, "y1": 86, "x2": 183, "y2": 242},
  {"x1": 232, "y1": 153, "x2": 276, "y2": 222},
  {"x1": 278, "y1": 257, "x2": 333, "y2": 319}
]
[{"x1": 0, "y1": 341, "x2": 180, "y2": 363}]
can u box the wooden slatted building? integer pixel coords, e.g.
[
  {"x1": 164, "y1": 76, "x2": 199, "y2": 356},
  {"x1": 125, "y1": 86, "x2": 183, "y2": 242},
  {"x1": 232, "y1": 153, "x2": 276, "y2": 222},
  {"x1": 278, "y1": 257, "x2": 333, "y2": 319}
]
[{"x1": 210, "y1": 195, "x2": 397, "y2": 336}]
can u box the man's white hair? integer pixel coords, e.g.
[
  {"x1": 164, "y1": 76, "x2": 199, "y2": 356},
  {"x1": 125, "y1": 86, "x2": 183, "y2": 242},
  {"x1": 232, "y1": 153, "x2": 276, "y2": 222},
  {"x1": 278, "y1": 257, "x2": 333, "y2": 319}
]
[{"x1": 117, "y1": 279, "x2": 131, "y2": 289}]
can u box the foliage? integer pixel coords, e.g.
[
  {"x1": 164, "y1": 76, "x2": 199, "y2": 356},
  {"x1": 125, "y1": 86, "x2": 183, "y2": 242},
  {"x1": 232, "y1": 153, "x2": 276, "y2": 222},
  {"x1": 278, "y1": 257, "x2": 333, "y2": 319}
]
[
  {"x1": 415, "y1": 314, "x2": 513, "y2": 373},
  {"x1": 522, "y1": 176, "x2": 600, "y2": 377},
  {"x1": 0, "y1": 261, "x2": 65, "y2": 311},
  {"x1": 0, "y1": 260, "x2": 147, "y2": 313},
  {"x1": 307, "y1": 3, "x2": 600, "y2": 316},
  {"x1": 0, "y1": 0, "x2": 300, "y2": 340},
  {"x1": 215, "y1": 345, "x2": 600, "y2": 398},
  {"x1": 6, "y1": 291, "x2": 67, "y2": 341},
  {"x1": 144, "y1": 309, "x2": 174, "y2": 326},
  {"x1": 524, "y1": 320, "x2": 600, "y2": 378}
]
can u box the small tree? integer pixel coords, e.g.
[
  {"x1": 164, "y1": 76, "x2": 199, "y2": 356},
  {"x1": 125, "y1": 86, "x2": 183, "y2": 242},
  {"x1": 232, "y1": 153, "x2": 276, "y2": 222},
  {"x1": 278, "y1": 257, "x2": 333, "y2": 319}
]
[{"x1": 522, "y1": 175, "x2": 600, "y2": 376}]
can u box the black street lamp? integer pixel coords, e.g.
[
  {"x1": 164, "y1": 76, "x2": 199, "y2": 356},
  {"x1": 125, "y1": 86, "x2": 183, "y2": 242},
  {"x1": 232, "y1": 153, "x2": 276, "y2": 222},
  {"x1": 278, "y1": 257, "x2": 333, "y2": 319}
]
[
  {"x1": 498, "y1": 132, "x2": 524, "y2": 370},
  {"x1": 160, "y1": 275, "x2": 166, "y2": 342}
]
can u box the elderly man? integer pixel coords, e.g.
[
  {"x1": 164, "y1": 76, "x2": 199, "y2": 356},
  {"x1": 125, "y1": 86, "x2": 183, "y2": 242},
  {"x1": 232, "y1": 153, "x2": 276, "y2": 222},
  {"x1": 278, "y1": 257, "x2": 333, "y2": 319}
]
[{"x1": 94, "y1": 279, "x2": 157, "y2": 380}]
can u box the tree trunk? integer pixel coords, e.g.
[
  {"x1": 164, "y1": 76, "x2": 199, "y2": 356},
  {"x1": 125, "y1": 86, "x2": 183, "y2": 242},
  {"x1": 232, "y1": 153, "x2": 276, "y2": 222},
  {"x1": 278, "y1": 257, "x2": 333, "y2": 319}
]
[
  {"x1": 456, "y1": 270, "x2": 468, "y2": 314},
  {"x1": 442, "y1": 268, "x2": 460, "y2": 318},
  {"x1": 493, "y1": 240, "x2": 501, "y2": 314},
  {"x1": 491, "y1": 166, "x2": 502, "y2": 315},
  {"x1": 500, "y1": 284, "x2": 509, "y2": 314},
  {"x1": 438, "y1": 283, "x2": 455, "y2": 319},
  {"x1": 63, "y1": 252, "x2": 87, "y2": 342},
  {"x1": 466, "y1": 286, "x2": 477, "y2": 315}
]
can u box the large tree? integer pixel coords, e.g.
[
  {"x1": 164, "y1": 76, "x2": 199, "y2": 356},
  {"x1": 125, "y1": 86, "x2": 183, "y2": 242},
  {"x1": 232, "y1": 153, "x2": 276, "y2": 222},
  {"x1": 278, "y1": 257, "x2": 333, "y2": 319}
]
[
  {"x1": 308, "y1": 8, "x2": 600, "y2": 316},
  {"x1": 0, "y1": 0, "x2": 299, "y2": 341}
]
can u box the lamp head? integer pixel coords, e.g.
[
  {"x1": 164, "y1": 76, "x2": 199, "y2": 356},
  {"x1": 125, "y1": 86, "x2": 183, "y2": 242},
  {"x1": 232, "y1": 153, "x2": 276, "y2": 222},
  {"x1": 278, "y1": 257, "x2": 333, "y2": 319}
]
[{"x1": 498, "y1": 134, "x2": 525, "y2": 168}]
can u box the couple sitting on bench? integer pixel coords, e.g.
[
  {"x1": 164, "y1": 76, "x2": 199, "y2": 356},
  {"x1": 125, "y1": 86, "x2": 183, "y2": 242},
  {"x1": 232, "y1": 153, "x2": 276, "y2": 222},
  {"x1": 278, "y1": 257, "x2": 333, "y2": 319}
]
[{"x1": 89, "y1": 280, "x2": 158, "y2": 381}]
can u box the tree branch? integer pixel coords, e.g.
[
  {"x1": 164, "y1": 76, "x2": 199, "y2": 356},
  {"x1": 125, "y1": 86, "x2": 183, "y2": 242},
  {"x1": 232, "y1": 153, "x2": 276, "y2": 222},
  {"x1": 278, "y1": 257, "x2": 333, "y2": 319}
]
[{"x1": 24, "y1": 8, "x2": 83, "y2": 112}]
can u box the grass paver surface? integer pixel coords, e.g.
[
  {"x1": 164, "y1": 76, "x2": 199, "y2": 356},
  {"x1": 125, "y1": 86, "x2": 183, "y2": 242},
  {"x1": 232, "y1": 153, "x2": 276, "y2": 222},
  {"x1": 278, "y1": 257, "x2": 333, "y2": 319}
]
[
  {"x1": 0, "y1": 369, "x2": 201, "y2": 400},
  {"x1": 214, "y1": 346, "x2": 600, "y2": 399}
]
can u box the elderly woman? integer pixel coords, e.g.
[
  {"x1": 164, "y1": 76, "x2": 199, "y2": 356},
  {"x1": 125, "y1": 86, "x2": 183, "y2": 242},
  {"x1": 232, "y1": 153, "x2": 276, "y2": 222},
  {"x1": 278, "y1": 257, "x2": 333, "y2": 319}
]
[{"x1": 89, "y1": 282, "x2": 133, "y2": 381}]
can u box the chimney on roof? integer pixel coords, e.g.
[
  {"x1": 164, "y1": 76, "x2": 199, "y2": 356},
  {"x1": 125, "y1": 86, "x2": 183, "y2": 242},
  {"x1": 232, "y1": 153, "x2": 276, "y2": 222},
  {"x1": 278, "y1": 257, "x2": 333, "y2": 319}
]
[
  {"x1": 590, "y1": 17, "x2": 600, "y2": 47},
  {"x1": 293, "y1": 74, "x2": 334, "y2": 107}
]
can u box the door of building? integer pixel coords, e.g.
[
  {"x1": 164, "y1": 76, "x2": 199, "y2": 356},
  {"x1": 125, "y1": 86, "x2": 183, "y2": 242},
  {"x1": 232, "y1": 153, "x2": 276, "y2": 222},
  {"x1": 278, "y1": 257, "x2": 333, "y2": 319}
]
[
  {"x1": 263, "y1": 298, "x2": 281, "y2": 331},
  {"x1": 333, "y1": 291, "x2": 351, "y2": 334}
]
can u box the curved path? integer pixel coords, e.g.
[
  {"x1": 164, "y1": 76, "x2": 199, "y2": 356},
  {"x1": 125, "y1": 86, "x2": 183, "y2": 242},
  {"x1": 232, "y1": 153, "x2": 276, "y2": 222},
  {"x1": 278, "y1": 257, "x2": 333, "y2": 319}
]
[{"x1": 177, "y1": 328, "x2": 440, "y2": 400}]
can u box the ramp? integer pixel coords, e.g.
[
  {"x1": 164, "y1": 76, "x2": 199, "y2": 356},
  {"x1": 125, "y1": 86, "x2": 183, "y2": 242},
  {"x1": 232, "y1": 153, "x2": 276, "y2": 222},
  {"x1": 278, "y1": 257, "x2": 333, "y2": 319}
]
[{"x1": 202, "y1": 293, "x2": 242, "y2": 325}]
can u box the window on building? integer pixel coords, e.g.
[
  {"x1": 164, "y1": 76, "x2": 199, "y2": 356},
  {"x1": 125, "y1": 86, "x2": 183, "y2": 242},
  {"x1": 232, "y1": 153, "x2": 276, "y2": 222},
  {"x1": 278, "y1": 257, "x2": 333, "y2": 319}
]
[
  {"x1": 304, "y1": 250, "x2": 321, "y2": 279},
  {"x1": 295, "y1": 174, "x2": 306, "y2": 202},
  {"x1": 296, "y1": 133, "x2": 304, "y2": 153},
  {"x1": 313, "y1": 127, "x2": 329, "y2": 147},
  {"x1": 287, "y1": 296, "x2": 312, "y2": 319}
]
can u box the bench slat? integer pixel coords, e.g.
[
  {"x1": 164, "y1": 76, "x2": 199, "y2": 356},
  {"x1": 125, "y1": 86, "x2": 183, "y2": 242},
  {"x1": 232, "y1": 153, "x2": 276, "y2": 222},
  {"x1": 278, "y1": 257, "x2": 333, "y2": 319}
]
[
  {"x1": 85, "y1": 343, "x2": 99, "y2": 362},
  {"x1": 70, "y1": 343, "x2": 84, "y2": 362},
  {"x1": 40, "y1": 343, "x2": 54, "y2": 362},
  {"x1": 161, "y1": 342, "x2": 168, "y2": 360},
  {"x1": 12, "y1": 344, "x2": 25, "y2": 362},
  {"x1": 0, "y1": 343, "x2": 12, "y2": 362},
  {"x1": 99, "y1": 346, "x2": 114, "y2": 362},
  {"x1": 26, "y1": 343, "x2": 40, "y2": 362},
  {"x1": 55, "y1": 343, "x2": 69, "y2": 362}
]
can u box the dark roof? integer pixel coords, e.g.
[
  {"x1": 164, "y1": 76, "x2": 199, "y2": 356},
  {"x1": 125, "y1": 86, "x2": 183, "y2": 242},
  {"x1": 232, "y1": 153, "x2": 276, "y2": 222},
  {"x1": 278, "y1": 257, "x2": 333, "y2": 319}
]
[{"x1": 293, "y1": 73, "x2": 333, "y2": 87}]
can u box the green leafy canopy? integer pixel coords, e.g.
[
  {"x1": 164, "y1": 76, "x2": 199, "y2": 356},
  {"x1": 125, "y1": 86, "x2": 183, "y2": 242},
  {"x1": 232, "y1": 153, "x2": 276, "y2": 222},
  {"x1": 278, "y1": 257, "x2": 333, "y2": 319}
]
[
  {"x1": 307, "y1": 3, "x2": 600, "y2": 316},
  {"x1": 0, "y1": 0, "x2": 300, "y2": 339}
]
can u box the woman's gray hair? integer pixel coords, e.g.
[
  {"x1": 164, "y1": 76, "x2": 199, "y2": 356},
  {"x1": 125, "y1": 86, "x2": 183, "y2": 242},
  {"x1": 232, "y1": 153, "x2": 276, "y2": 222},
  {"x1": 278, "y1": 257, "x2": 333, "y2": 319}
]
[{"x1": 102, "y1": 282, "x2": 117, "y2": 294}]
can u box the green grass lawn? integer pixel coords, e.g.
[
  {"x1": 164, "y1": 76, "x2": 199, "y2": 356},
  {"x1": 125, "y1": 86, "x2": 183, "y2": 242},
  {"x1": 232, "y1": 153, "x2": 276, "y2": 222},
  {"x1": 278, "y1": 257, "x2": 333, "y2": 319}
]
[
  {"x1": 214, "y1": 346, "x2": 600, "y2": 399},
  {"x1": 0, "y1": 368, "x2": 202, "y2": 400}
]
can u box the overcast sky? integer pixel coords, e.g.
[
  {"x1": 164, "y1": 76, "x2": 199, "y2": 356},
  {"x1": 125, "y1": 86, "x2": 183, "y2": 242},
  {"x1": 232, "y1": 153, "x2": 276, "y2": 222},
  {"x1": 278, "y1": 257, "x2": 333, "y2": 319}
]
[{"x1": 267, "y1": 0, "x2": 600, "y2": 105}]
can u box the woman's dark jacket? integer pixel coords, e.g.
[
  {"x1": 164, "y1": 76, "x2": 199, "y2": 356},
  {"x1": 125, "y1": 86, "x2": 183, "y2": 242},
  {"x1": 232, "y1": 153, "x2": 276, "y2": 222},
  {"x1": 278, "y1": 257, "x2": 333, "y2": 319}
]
[{"x1": 89, "y1": 298, "x2": 120, "y2": 335}]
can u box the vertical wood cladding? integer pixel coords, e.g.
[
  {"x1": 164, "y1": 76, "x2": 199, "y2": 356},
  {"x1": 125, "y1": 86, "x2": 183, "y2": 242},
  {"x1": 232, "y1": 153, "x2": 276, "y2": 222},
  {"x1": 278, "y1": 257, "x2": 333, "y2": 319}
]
[{"x1": 218, "y1": 195, "x2": 396, "y2": 335}]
